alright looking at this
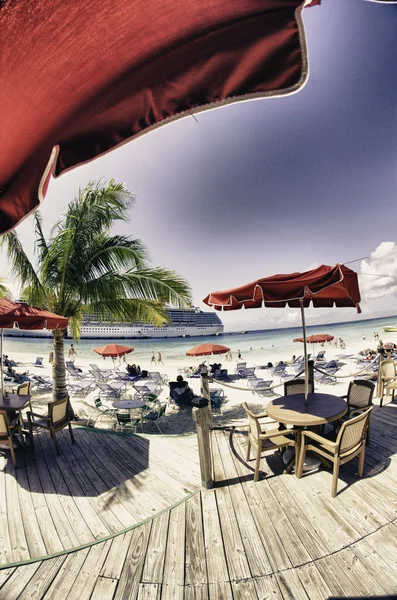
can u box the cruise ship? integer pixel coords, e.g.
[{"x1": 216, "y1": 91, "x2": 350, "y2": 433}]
[{"x1": 4, "y1": 307, "x2": 224, "y2": 339}]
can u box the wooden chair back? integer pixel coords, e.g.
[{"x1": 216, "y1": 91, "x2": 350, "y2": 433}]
[
  {"x1": 242, "y1": 402, "x2": 262, "y2": 447},
  {"x1": 336, "y1": 408, "x2": 372, "y2": 456},
  {"x1": 16, "y1": 381, "x2": 31, "y2": 395},
  {"x1": 0, "y1": 410, "x2": 11, "y2": 439},
  {"x1": 284, "y1": 379, "x2": 313, "y2": 395},
  {"x1": 49, "y1": 397, "x2": 69, "y2": 426},
  {"x1": 380, "y1": 359, "x2": 396, "y2": 380},
  {"x1": 347, "y1": 380, "x2": 374, "y2": 410}
]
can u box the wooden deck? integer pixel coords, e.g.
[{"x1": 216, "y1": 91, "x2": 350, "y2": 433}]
[{"x1": 1, "y1": 403, "x2": 397, "y2": 598}]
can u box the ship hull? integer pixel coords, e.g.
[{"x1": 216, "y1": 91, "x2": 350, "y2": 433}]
[
  {"x1": 4, "y1": 324, "x2": 224, "y2": 339},
  {"x1": 383, "y1": 326, "x2": 397, "y2": 332}
]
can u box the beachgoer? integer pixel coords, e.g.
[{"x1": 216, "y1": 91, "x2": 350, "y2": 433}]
[
  {"x1": 126, "y1": 363, "x2": 137, "y2": 377},
  {"x1": 151, "y1": 351, "x2": 157, "y2": 365},
  {"x1": 377, "y1": 340, "x2": 385, "y2": 357},
  {"x1": 157, "y1": 351, "x2": 164, "y2": 364},
  {"x1": 237, "y1": 350, "x2": 242, "y2": 360},
  {"x1": 68, "y1": 344, "x2": 77, "y2": 364},
  {"x1": 49, "y1": 351, "x2": 54, "y2": 363}
]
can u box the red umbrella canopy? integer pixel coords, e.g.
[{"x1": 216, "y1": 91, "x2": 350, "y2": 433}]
[
  {"x1": 203, "y1": 265, "x2": 361, "y2": 312},
  {"x1": 186, "y1": 343, "x2": 230, "y2": 357},
  {"x1": 0, "y1": 0, "x2": 318, "y2": 234},
  {"x1": 0, "y1": 298, "x2": 68, "y2": 330},
  {"x1": 94, "y1": 344, "x2": 134, "y2": 358},
  {"x1": 294, "y1": 334, "x2": 334, "y2": 344}
]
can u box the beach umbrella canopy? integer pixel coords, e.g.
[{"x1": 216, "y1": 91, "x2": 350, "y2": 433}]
[
  {"x1": 93, "y1": 344, "x2": 134, "y2": 358},
  {"x1": 186, "y1": 343, "x2": 230, "y2": 357},
  {"x1": 293, "y1": 334, "x2": 334, "y2": 344},
  {"x1": 203, "y1": 264, "x2": 361, "y2": 402},
  {"x1": 0, "y1": 0, "x2": 319, "y2": 234},
  {"x1": 0, "y1": 298, "x2": 68, "y2": 395}
]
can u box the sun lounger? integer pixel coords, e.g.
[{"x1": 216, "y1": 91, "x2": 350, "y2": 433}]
[
  {"x1": 96, "y1": 381, "x2": 125, "y2": 399},
  {"x1": 69, "y1": 379, "x2": 94, "y2": 397},
  {"x1": 247, "y1": 378, "x2": 274, "y2": 397},
  {"x1": 33, "y1": 374, "x2": 53, "y2": 390},
  {"x1": 34, "y1": 357, "x2": 44, "y2": 367}
]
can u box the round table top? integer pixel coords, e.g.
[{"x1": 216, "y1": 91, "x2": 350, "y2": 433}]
[
  {"x1": 112, "y1": 399, "x2": 146, "y2": 409},
  {"x1": 266, "y1": 393, "x2": 347, "y2": 427}
]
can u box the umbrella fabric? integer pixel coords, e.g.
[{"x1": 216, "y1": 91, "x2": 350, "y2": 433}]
[
  {"x1": 203, "y1": 264, "x2": 361, "y2": 312},
  {"x1": 0, "y1": 298, "x2": 68, "y2": 330},
  {"x1": 293, "y1": 334, "x2": 334, "y2": 343},
  {"x1": 0, "y1": 0, "x2": 315, "y2": 234},
  {"x1": 186, "y1": 344, "x2": 230, "y2": 357},
  {"x1": 94, "y1": 344, "x2": 134, "y2": 358}
]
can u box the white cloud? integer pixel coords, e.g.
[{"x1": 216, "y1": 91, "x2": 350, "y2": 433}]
[{"x1": 359, "y1": 242, "x2": 397, "y2": 300}]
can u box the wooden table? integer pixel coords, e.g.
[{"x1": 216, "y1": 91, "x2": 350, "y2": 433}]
[
  {"x1": 266, "y1": 392, "x2": 347, "y2": 474},
  {"x1": 0, "y1": 393, "x2": 32, "y2": 413}
]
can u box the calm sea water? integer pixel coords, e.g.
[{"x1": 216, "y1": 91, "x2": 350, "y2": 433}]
[{"x1": 3, "y1": 315, "x2": 397, "y2": 366}]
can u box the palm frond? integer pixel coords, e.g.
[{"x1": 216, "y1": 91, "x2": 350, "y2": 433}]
[
  {"x1": 0, "y1": 280, "x2": 12, "y2": 300},
  {"x1": 3, "y1": 231, "x2": 44, "y2": 302},
  {"x1": 33, "y1": 211, "x2": 48, "y2": 263}
]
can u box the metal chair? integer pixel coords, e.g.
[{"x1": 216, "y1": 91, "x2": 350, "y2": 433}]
[
  {"x1": 242, "y1": 402, "x2": 297, "y2": 482},
  {"x1": 27, "y1": 396, "x2": 75, "y2": 456},
  {"x1": 141, "y1": 402, "x2": 171, "y2": 434},
  {"x1": 93, "y1": 397, "x2": 115, "y2": 426},
  {"x1": 296, "y1": 408, "x2": 372, "y2": 497}
]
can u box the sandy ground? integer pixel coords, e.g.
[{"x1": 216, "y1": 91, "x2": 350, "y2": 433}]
[{"x1": 5, "y1": 336, "x2": 383, "y2": 436}]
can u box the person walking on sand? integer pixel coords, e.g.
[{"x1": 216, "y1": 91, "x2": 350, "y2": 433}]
[
  {"x1": 157, "y1": 351, "x2": 164, "y2": 364},
  {"x1": 68, "y1": 344, "x2": 77, "y2": 364},
  {"x1": 237, "y1": 349, "x2": 242, "y2": 360},
  {"x1": 151, "y1": 351, "x2": 157, "y2": 365}
]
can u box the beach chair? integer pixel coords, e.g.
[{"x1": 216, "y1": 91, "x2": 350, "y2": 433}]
[
  {"x1": 213, "y1": 368, "x2": 229, "y2": 381},
  {"x1": 27, "y1": 396, "x2": 75, "y2": 456},
  {"x1": 134, "y1": 381, "x2": 161, "y2": 395},
  {"x1": 315, "y1": 350, "x2": 326, "y2": 362},
  {"x1": 296, "y1": 408, "x2": 372, "y2": 497},
  {"x1": 33, "y1": 374, "x2": 53, "y2": 390},
  {"x1": 34, "y1": 357, "x2": 44, "y2": 367},
  {"x1": 89, "y1": 364, "x2": 113, "y2": 381},
  {"x1": 148, "y1": 371, "x2": 168, "y2": 384},
  {"x1": 69, "y1": 379, "x2": 94, "y2": 397},
  {"x1": 209, "y1": 388, "x2": 225, "y2": 411},
  {"x1": 66, "y1": 365, "x2": 86, "y2": 380},
  {"x1": 0, "y1": 409, "x2": 24, "y2": 466},
  {"x1": 96, "y1": 381, "x2": 125, "y2": 399},
  {"x1": 114, "y1": 411, "x2": 141, "y2": 432},
  {"x1": 243, "y1": 402, "x2": 297, "y2": 482},
  {"x1": 141, "y1": 401, "x2": 171, "y2": 434},
  {"x1": 248, "y1": 378, "x2": 274, "y2": 397}
]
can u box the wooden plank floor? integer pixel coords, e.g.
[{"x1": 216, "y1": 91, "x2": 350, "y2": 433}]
[
  {"x1": 0, "y1": 428, "x2": 200, "y2": 567},
  {"x1": 2, "y1": 403, "x2": 397, "y2": 598}
]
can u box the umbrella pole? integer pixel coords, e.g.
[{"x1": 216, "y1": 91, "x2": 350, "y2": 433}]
[
  {"x1": 300, "y1": 301, "x2": 309, "y2": 406},
  {"x1": 0, "y1": 329, "x2": 4, "y2": 397}
]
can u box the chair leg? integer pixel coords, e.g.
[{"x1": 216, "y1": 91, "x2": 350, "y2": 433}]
[
  {"x1": 254, "y1": 447, "x2": 261, "y2": 482},
  {"x1": 358, "y1": 443, "x2": 365, "y2": 478},
  {"x1": 68, "y1": 422, "x2": 75, "y2": 444},
  {"x1": 331, "y1": 459, "x2": 340, "y2": 498},
  {"x1": 246, "y1": 439, "x2": 251, "y2": 461},
  {"x1": 9, "y1": 438, "x2": 17, "y2": 467},
  {"x1": 52, "y1": 432, "x2": 61, "y2": 456},
  {"x1": 28, "y1": 422, "x2": 35, "y2": 452}
]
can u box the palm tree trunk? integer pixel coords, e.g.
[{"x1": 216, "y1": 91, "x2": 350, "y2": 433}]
[{"x1": 52, "y1": 329, "x2": 69, "y2": 401}]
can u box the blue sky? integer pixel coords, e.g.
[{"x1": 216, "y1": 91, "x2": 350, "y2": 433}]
[{"x1": 4, "y1": 0, "x2": 397, "y2": 331}]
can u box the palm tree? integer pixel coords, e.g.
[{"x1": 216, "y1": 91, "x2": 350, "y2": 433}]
[
  {"x1": 2, "y1": 179, "x2": 192, "y2": 403},
  {"x1": 0, "y1": 280, "x2": 11, "y2": 299}
]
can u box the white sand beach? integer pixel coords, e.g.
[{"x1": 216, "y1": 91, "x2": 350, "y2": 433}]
[{"x1": 4, "y1": 333, "x2": 387, "y2": 435}]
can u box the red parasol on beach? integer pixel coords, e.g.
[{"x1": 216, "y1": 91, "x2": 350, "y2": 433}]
[
  {"x1": 94, "y1": 344, "x2": 134, "y2": 358},
  {"x1": 186, "y1": 343, "x2": 230, "y2": 357},
  {"x1": 203, "y1": 264, "x2": 361, "y2": 402},
  {"x1": 0, "y1": 298, "x2": 68, "y2": 394},
  {"x1": 293, "y1": 334, "x2": 334, "y2": 343},
  {"x1": 0, "y1": 0, "x2": 319, "y2": 234}
]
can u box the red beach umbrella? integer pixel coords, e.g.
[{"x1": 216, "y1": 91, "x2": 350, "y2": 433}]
[
  {"x1": 93, "y1": 344, "x2": 134, "y2": 358},
  {"x1": 0, "y1": 0, "x2": 319, "y2": 234},
  {"x1": 203, "y1": 264, "x2": 361, "y2": 402},
  {"x1": 0, "y1": 298, "x2": 68, "y2": 394},
  {"x1": 186, "y1": 343, "x2": 230, "y2": 357},
  {"x1": 293, "y1": 334, "x2": 334, "y2": 343}
]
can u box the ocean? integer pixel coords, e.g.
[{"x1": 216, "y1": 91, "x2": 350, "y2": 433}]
[{"x1": 3, "y1": 315, "x2": 397, "y2": 367}]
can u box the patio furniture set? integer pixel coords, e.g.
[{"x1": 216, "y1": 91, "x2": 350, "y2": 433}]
[{"x1": 244, "y1": 378, "x2": 375, "y2": 497}]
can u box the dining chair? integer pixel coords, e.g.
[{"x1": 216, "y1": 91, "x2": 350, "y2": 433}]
[
  {"x1": 141, "y1": 401, "x2": 171, "y2": 434},
  {"x1": 27, "y1": 396, "x2": 75, "y2": 455},
  {"x1": 114, "y1": 410, "x2": 141, "y2": 432},
  {"x1": 296, "y1": 407, "x2": 372, "y2": 497},
  {"x1": 242, "y1": 402, "x2": 297, "y2": 482},
  {"x1": 340, "y1": 379, "x2": 374, "y2": 442},
  {"x1": 378, "y1": 359, "x2": 397, "y2": 407},
  {"x1": 0, "y1": 409, "x2": 24, "y2": 467},
  {"x1": 284, "y1": 379, "x2": 313, "y2": 395}
]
